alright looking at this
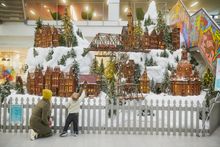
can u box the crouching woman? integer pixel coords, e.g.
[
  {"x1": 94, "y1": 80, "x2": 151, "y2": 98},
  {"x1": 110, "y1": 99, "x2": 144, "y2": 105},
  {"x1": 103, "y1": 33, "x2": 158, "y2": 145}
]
[{"x1": 29, "y1": 89, "x2": 53, "y2": 140}]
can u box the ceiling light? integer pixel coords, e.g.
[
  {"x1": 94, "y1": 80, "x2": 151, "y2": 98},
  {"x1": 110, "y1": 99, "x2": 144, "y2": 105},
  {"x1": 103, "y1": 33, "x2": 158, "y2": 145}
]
[
  {"x1": 190, "y1": 2, "x2": 199, "y2": 7},
  {"x1": 93, "y1": 12, "x2": 97, "y2": 17},
  {"x1": 124, "y1": 7, "x2": 128, "y2": 13},
  {"x1": 1, "y1": 3, "x2": 6, "y2": 7},
  {"x1": 43, "y1": 5, "x2": 47, "y2": 8},
  {"x1": 70, "y1": 5, "x2": 78, "y2": 21},
  {"x1": 107, "y1": 0, "x2": 109, "y2": 5},
  {"x1": 30, "y1": 10, "x2": 36, "y2": 15},
  {"x1": 62, "y1": 0, "x2": 66, "y2": 4},
  {"x1": 47, "y1": 9, "x2": 50, "y2": 12},
  {"x1": 214, "y1": 15, "x2": 219, "y2": 19},
  {"x1": 85, "y1": 6, "x2": 89, "y2": 12}
]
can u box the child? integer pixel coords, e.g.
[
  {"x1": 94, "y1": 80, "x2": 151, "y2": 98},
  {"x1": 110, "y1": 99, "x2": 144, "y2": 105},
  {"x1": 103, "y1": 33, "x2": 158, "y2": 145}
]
[{"x1": 60, "y1": 87, "x2": 86, "y2": 137}]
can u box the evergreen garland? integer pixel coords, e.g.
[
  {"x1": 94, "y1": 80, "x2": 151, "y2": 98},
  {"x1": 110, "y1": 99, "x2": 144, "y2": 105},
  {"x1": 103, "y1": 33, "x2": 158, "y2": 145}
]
[{"x1": 46, "y1": 49, "x2": 54, "y2": 61}]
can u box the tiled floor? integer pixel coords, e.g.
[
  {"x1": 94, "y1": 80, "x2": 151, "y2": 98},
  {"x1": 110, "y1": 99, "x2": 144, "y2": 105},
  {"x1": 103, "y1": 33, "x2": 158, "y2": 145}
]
[{"x1": 1, "y1": 128, "x2": 220, "y2": 147}]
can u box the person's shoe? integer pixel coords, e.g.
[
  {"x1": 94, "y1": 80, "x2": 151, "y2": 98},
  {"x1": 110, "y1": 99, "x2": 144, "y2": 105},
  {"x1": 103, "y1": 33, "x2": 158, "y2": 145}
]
[
  {"x1": 73, "y1": 132, "x2": 78, "y2": 137},
  {"x1": 59, "y1": 132, "x2": 68, "y2": 137},
  {"x1": 29, "y1": 129, "x2": 38, "y2": 141}
]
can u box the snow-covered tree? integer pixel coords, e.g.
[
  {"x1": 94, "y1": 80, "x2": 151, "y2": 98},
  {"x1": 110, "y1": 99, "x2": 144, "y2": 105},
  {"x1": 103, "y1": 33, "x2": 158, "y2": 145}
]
[
  {"x1": 160, "y1": 50, "x2": 169, "y2": 58},
  {"x1": 203, "y1": 68, "x2": 214, "y2": 89},
  {"x1": 144, "y1": 16, "x2": 155, "y2": 27},
  {"x1": 175, "y1": 56, "x2": 179, "y2": 63},
  {"x1": 90, "y1": 57, "x2": 99, "y2": 74},
  {"x1": 62, "y1": 8, "x2": 78, "y2": 47},
  {"x1": 46, "y1": 49, "x2": 54, "y2": 61},
  {"x1": 134, "y1": 64, "x2": 141, "y2": 84},
  {"x1": 160, "y1": 68, "x2": 170, "y2": 93},
  {"x1": 0, "y1": 80, "x2": 13, "y2": 103},
  {"x1": 33, "y1": 48, "x2": 38, "y2": 57},
  {"x1": 98, "y1": 59, "x2": 105, "y2": 75},
  {"x1": 58, "y1": 55, "x2": 67, "y2": 66},
  {"x1": 77, "y1": 28, "x2": 83, "y2": 39},
  {"x1": 67, "y1": 48, "x2": 76, "y2": 58},
  {"x1": 156, "y1": 11, "x2": 166, "y2": 33},
  {"x1": 150, "y1": 78, "x2": 155, "y2": 93}
]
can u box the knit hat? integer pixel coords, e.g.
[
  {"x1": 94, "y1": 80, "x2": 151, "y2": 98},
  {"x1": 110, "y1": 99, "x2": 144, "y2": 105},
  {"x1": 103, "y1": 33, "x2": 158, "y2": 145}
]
[{"x1": 42, "y1": 89, "x2": 52, "y2": 101}]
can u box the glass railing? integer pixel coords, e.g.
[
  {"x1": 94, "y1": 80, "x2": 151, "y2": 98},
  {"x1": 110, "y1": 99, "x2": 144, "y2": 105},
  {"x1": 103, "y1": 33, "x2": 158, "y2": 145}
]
[{"x1": 24, "y1": 0, "x2": 168, "y2": 22}]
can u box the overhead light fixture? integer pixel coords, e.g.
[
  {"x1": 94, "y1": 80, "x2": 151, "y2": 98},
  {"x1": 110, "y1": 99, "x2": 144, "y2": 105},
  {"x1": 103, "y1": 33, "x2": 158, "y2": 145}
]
[
  {"x1": 30, "y1": 10, "x2": 36, "y2": 15},
  {"x1": 43, "y1": 5, "x2": 47, "y2": 8},
  {"x1": 93, "y1": 12, "x2": 97, "y2": 17},
  {"x1": 124, "y1": 7, "x2": 128, "y2": 13},
  {"x1": 85, "y1": 6, "x2": 89, "y2": 12},
  {"x1": 190, "y1": 2, "x2": 199, "y2": 7},
  {"x1": 62, "y1": 0, "x2": 66, "y2": 4},
  {"x1": 214, "y1": 15, "x2": 219, "y2": 19},
  {"x1": 70, "y1": 5, "x2": 78, "y2": 21},
  {"x1": 1, "y1": 3, "x2": 6, "y2": 7},
  {"x1": 47, "y1": 9, "x2": 50, "y2": 12},
  {"x1": 107, "y1": 0, "x2": 109, "y2": 5}
]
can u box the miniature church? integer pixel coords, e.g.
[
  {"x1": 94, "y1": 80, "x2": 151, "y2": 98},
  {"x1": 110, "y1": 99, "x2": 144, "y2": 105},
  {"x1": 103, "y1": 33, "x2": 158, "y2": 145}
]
[{"x1": 170, "y1": 50, "x2": 201, "y2": 96}]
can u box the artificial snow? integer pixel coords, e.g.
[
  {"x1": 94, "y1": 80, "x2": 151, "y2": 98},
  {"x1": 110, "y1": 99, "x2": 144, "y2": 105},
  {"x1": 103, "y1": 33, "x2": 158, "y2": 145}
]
[{"x1": 144, "y1": 0, "x2": 158, "y2": 24}]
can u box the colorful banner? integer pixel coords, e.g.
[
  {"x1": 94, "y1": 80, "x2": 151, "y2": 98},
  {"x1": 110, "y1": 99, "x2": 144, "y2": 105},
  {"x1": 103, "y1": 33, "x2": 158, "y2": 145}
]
[
  {"x1": 169, "y1": 0, "x2": 220, "y2": 73},
  {"x1": 10, "y1": 105, "x2": 23, "y2": 124}
]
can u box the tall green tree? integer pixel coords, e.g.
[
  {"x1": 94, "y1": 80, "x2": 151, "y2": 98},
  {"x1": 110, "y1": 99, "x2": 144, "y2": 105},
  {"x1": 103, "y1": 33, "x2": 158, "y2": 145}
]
[
  {"x1": 90, "y1": 57, "x2": 99, "y2": 74},
  {"x1": 46, "y1": 49, "x2": 54, "y2": 61},
  {"x1": 98, "y1": 59, "x2": 105, "y2": 75},
  {"x1": 62, "y1": 8, "x2": 78, "y2": 47},
  {"x1": 134, "y1": 64, "x2": 141, "y2": 84},
  {"x1": 161, "y1": 68, "x2": 170, "y2": 93}
]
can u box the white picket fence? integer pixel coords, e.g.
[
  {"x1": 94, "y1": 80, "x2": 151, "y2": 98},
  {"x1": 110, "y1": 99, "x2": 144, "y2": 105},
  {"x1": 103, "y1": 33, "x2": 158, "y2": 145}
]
[{"x1": 0, "y1": 96, "x2": 214, "y2": 136}]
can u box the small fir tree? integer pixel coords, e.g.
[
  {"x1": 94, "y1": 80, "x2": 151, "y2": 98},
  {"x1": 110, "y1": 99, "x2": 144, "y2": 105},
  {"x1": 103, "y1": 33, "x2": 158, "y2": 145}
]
[
  {"x1": 163, "y1": 26, "x2": 173, "y2": 50},
  {"x1": 134, "y1": 64, "x2": 141, "y2": 84},
  {"x1": 90, "y1": 57, "x2": 99, "y2": 74},
  {"x1": 156, "y1": 11, "x2": 166, "y2": 33},
  {"x1": 67, "y1": 48, "x2": 76, "y2": 58},
  {"x1": 72, "y1": 33, "x2": 78, "y2": 47},
  {"x1": 175, "y1": 56, "x2": 179, "y2": 63},
  {"x1": 35, "y1": 18, "x2": 42, "y2": 30},
  {"x1": 0, "y1": 80, "x2": 13, "y2": 103},
  {"x1": 33, "y1": 48, "x2": 38, "y2": 57},
  {"x1": 203, "y1": 68, "x2": 214, "y2": 88},
  {"x1": 77, "y1": 29, "x2": 83, "y2": 39},
  {"x1": 98, "y1": 59, "x2": 105, "y2": 75},
  {"x1": 15, "y1": 82, "x2": 24, "y2": 94},
  {"x1": 150, "y1": 78, "x2": 155, "y2": 93},
  {"x1": 160, "y1": 68, "x2": 170, "y2": 93},
  {"x1": 160, "y1": 50, "x2": 169, "y2": 58},
  {"x1": 46, "y1": 49, "x2": 54, "y2": 61},
  {"x1": 58, "y1": 55, "x2": 67, "y2": 66},
  {"x1": 144, "y1": 56, "x2": 149, "y2": 66}
]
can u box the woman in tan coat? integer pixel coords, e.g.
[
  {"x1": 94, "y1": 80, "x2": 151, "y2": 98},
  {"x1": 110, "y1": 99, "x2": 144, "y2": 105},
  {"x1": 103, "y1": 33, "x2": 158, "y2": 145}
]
[{"x1": 29, "y1": 89, "x2": 53, "y2": 140}]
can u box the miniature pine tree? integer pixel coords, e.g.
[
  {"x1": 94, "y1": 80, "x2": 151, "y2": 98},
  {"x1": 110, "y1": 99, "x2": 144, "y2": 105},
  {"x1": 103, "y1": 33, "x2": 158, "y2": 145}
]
[
  {"x1": 134, "y1": 21, "x2": 143, "y2": 36},
  {"x1": 0, "y1": 80, "x2": 12, "y2": 103},
  {"x1": 98, "y1": 59, "x2": 105, "y2": 75},
  {"x1": 144, "y1": 16, "x2": 155, "y2": 27},
  {"x1": 160, "y1": 50, "x2": 169, "y2": 58},
  {"x1": 144, "y1": 56, "x2": 149, "y2": 66},
  {"x1": 23, "y1": 64, "x2": 28, "y2": 73},
  {"x1": 15, "y1": 82, "x2": 24, "y2": 94},
  {"x1": 46, "y1": 49, "x2": 54, "y2": 61},
  {"x1": 150, "y1": 78, "x2": 155, "y2": 93},
  {"x1": 134, "y1": 64, "x2": 141, "y2": 84},
  {"x1": 67, "y1": 48, "x2": 76, "y2": 58},
  {"x1": 163, "y1": 26, "x2": 173, "y2": 50},
  {"x1": 203, "y1": 68, "x2": 214, "y2": 88},
  {"x1": 104, "y1": 58, "x2": 116, "y2": 81},
  {"x1": 33, "y1": 48, "x2": 38, "y2": 57},
  {"x1": 167, "y1": 63, "x2": 172, "y2": 71},
  {"x1": 175, "y1": 56, "x2": 179, "y2": 62},
  {"x1": 100, "y1": 76, "x2": 108, "y2": 93},
  {"x1": 58, "y1": 55, "x2": 67, "y2": 66},
  {"x1": 72, "y1": 33, "x2": 78, "y2": 47},
  {"x1": 62, "y1": 8, "x2": 77, "y2": 47},
  {"x1": 77, "y1": 29, "x2": 83, "y2": 39},
  {"x1": 90, "y1": 57, "x2": 99, "y2": 74},
  {"x1": 72, "y1": 59, "x2": 80, "y2": 80},
  {"x1": 156, "y1": 11, "x2": 166, "y2": 33},
  {"x1": 160, "y1": 68, "x2": 170, "y2": 93},
  {"x1": 36, "y1": 18, "x2": 42, "y2": 30},
  {"x1": 149, "y1": 56, "x2": 154, "y2": 66}
]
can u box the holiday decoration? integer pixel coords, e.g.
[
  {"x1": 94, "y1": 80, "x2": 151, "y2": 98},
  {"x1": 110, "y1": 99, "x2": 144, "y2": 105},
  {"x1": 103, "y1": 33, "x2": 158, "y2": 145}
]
[
  {"x1": 139, "y1": 67, "x2": 150, "y2": 93},
  {"x1": 15, "y1": 76, "x2": 24, "y2": 94},
  {"x1": 27, "y1": 67, "x2": 77, "y2": 97},
  {"x1": 170, "y1": 50, "x2": 201, "y2": 96},
  {"x1": 79, "y1": 74, "x2": 101, "y2": 97},
  {"x1": 85, "y1": 7, "x2": 180, "y2": 55}
]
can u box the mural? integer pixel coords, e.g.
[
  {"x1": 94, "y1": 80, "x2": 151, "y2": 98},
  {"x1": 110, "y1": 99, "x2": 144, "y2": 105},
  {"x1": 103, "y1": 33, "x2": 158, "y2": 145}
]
[{"x1": 169, "y1": 0, "x2": 220, "y2": 73}]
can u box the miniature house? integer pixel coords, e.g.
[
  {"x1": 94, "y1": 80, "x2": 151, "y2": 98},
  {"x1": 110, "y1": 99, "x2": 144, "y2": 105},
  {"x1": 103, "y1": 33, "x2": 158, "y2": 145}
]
[
  {"x1": 34, "y1": 25, "x2": 61, "y2": 48},
  {"x1": 139, "y1": 68, "x2": 150, "y2": 93},
  {"x1": 170, "y1": 50, "x2": 201, "y2": 96},
  {"x1": 79, "y1": 74, "x2": 101, "y2": 97},
  {"x1": 27, "y1": 67, "x2": 77, "y2": 97},
  {"x1": 121, "y1": 60, "x2": 135, "y2": 83}
]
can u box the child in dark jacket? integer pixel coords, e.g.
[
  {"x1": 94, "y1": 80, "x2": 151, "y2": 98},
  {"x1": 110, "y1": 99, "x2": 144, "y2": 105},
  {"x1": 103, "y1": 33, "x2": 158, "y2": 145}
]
[{"x1": 60, "y1": 87, "x2": 86, "y2": 137}]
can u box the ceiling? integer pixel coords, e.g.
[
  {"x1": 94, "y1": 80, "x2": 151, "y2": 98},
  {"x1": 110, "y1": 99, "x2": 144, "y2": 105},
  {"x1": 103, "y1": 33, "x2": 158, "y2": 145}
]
[{"x1": 0, "y1": 0, "x2": 219, "y2": 22}]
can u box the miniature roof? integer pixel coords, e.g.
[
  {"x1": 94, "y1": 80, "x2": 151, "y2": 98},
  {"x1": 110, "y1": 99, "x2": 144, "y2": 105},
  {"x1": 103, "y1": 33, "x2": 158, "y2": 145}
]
[{"x1": 79, "y1": 74, "x2": 98, "y2": 84}]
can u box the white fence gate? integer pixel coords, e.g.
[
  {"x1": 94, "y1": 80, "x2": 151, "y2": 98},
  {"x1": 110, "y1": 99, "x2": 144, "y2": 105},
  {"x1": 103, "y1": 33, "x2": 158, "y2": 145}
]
[{"x1": 0, "y1": 96, "x2": 218, "y2": 136}]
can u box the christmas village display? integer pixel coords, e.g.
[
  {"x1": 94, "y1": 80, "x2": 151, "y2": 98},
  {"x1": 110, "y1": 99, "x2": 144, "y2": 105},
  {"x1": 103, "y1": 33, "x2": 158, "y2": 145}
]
[{"x1": 4, "y1": 1, "x2": 219, "y2": 104}]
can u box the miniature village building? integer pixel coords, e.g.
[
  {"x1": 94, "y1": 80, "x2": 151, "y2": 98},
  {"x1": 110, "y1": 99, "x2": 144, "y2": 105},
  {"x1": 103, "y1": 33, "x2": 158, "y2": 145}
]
[
  {"x1": 139, "y1": 68, "x2": 150, "y2": 93},
  {"x1": 170, "y1": 50, "x2": 201, "y2": 96},
  {"x1": 34, "y1": 25, "x2": 61, "y2": 48},
  {"x1": 121, "y1": 60, "x2": 135, "y2": 83},
  {"x1": 79, "y1": 74, "x2": 101, "y2": 97},
  {"x1": 27, "y1": 67, "x2": 77, "y2": 97}
]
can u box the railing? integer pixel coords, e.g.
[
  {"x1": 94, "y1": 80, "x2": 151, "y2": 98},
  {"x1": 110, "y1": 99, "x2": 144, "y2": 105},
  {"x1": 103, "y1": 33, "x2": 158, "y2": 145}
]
[{"x1": 0, "y1": 95, "x2": 215, "y2": 136}]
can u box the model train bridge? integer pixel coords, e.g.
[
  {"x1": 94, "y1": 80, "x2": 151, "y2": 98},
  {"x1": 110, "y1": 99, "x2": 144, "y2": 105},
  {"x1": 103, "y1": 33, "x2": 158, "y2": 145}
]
[{"x1": 83, "y1": 33, "x2": 150, "y2": 57}]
